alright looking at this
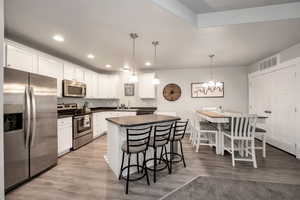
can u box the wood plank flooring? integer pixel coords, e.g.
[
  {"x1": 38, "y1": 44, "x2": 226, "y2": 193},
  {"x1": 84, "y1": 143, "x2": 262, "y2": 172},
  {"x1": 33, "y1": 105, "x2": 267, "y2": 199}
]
[{"x1": 6, "y1": 135, "x2": 300, "y2": 200}]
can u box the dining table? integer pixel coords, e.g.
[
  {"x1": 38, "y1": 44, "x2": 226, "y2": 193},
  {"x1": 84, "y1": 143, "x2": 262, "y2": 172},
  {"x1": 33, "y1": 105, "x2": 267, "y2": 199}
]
[{"x1": 196, "y1": 110, "x2": 267, "y2": 155}]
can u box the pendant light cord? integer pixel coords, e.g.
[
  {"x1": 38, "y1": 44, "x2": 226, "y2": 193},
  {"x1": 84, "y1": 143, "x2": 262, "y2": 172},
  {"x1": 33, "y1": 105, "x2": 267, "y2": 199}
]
[
  {"x1": 152, "y1": 41, "x2": 159, "y2": 66},
  {"x1": 130, "y1": 33, "x2": 138, "y2": 74},
  {"x1": 209, "y1": 54, "x2": 215, "y2": 81}
]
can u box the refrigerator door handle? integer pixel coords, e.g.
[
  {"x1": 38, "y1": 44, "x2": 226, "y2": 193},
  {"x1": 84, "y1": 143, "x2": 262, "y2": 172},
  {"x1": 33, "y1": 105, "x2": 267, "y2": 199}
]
[
  {"x1": 25, "y1": 86, "x2": 31, "y2": 149},
  {"x1": 30, "y1": 87, "x2": 37, "y2": 147}
]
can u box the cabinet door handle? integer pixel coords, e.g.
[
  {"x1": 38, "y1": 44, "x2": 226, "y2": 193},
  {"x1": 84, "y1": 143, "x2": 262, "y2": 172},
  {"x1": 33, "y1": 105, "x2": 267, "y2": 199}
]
[{"x1": 264, "y1": 110, "x2": 272, "y2": 114}]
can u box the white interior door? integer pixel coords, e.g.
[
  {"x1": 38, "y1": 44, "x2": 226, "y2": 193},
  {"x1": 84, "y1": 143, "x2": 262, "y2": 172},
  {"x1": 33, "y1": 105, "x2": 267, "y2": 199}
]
[
  {"x1": 271, "y1": 65, "x2": 297, "y2": 154},
  {"x1": 249, "y1": 64, "x2": 299, "y2": 155}
]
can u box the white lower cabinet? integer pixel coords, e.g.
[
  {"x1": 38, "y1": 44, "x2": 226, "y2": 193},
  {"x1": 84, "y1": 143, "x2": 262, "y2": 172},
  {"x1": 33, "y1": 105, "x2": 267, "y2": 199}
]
[
  {"x1": 92, "y1": 111, "x2": 136, "y2": 138},
  {"x1": 57, "y1": 117, "x2": 73, "y2": 157}
]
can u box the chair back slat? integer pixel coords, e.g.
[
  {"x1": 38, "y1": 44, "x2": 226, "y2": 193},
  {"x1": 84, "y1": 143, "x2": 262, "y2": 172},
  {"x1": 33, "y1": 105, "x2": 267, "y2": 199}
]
[
  {"x1": 243, "y1": 117, "x2": 249, "y2": 137},
  {"x1": 171, "y1": 120, "x2": 189, "y2": 141},
  {"x1": 126, "y1": 126, "x2": 153, "y2": 153},
  {"x1": 153, "y1": 123, "x2": 173, "y2": 147},
  {"x1": 230, "y1": 114, "x2": 257, "y2": 138}
]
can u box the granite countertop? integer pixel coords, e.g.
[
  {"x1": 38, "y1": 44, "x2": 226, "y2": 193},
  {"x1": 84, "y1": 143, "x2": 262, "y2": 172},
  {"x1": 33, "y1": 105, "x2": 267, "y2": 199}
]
[
  {"x1": 91, "y1": 108, "x2": 139, "y2": 113},
  {"x1": 57, "y1": 114, "x2": 74, "y2": 119},
  {"x1": 57, "y1": 107, "x2": 157, "y2": 119},
  {"x1": 106, "y1": 114, "x2": 180, "y2": 127}
]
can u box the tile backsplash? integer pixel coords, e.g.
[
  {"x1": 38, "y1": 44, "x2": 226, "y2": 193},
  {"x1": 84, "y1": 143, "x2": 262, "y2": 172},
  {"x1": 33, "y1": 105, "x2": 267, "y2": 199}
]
[{"x1": 57, "y1": 98, "x2": 119, "y2": 108}]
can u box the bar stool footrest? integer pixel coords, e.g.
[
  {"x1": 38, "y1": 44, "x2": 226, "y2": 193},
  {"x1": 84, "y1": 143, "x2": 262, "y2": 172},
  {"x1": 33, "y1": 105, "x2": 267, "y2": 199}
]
[
  {"x1": 120, "y1": 164, "x2": 147, "y2": 182},
  {"x1": 162, "y1": 152, "x2": 183, "y2": 163},
  {"x1": 145, "y1": 157, "x2": 169, "y2": 172}
]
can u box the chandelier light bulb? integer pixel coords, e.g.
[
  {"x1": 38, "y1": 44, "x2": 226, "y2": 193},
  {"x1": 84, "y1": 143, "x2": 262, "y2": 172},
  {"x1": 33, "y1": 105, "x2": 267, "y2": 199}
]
[
  {"x1": 216, "y1": 81, "x2": 223, "y2": 87},
  {"x1": 202, "y1": 82, "x2": 209, "y2": 88},
  {"x1": 208, "y1": 80, "x2": 216, "y2": 87},
  {"x1": 152, "y1": 78, "x2": 160, "y2": 85}
]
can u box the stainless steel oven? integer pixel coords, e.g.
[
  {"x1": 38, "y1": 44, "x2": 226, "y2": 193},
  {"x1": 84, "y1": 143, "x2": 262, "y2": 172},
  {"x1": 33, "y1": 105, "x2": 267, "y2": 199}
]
[
  {"x1": 73, "y1": 114, "x2": 93, "y2": 149},
  {"x1": 63, "y1": 80, "x2": 86, "y2": 97}
]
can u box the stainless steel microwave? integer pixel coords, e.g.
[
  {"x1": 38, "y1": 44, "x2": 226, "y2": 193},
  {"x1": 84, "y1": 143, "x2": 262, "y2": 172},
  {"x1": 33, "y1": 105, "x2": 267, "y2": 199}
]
[{"x1": 63, "y1": 80, "x2": 86, "y2": 97}]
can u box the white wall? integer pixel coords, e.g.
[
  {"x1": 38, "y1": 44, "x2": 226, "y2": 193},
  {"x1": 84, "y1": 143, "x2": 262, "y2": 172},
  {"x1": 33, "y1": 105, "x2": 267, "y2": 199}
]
[
  {"x1": 248, "y1": 42, "x2": 300, "y2": 73},
  {"x1": 155, "y1": 67, "x2": 249, "y2": 120},
  {"x1": 280, "y1": 42, "x2": 300, "y2": 63},
  {"x1": 119, "y1": 72, "x2": 157, "y2": 107},
  {"x1": 0, "y1": 0, "x2": 4, "y2": 198},
  {"x1": 120, "y1": 67, "x2": 249, "y2": 119}
]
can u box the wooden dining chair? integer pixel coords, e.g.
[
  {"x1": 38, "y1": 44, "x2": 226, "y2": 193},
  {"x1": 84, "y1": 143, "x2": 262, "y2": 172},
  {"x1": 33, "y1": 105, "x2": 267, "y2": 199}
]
[
  {"x1": 190, "y1": 113, "x2": 217, "y2": 152},
  {"x1": 190, "y1": 107, "x2": 218, "y2": 146},
  {"x1": 222, "y1": 114, "x2": 258, "y2": 168},
  {"x1": 254, "y1": 127, "x2": 267, "y2": 158}
]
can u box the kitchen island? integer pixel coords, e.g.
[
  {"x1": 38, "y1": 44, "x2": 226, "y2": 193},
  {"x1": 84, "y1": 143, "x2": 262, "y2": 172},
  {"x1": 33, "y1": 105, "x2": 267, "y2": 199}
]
[{"x1": 105, "y1": 114, "x2": 180, "y2": 177}]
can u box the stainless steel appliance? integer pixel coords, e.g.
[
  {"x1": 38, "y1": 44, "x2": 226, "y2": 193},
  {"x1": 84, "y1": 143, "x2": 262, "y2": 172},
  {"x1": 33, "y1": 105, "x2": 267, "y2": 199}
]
[
  {"x1": 73, "y1": 113, "x2": 93, "y2": 149},
  {"x1": 4, "y1": 68, "x2": 58, "y2": 192},
  {"x1": 57, "y1": 103, "x2": 78, "y2": 111},
  {"x1": 63, "y1": 79, "x2": 86, "y2": 97},
  {"x1": 57, "y1": 103, "x2": 93, "y2": 150}
]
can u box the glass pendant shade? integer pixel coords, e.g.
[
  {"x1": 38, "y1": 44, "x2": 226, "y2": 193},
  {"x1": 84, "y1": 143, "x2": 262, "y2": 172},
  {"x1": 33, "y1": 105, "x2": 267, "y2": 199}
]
[
  {"x1": 216, "y1": 81, "x2": 223, "y2": 87},
  {"x1": 128, "y1": 72, "x2": 138, "y2": 83},
  {"x1": 152, "y1": 78, "x2": 160, "y2": 85}
]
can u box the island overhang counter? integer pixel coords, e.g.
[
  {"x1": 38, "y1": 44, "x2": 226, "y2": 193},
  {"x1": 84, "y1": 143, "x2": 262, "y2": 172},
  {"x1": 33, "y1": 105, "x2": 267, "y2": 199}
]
[{"x1": 105, "y1": 114, "x2": 180, "y2": 177}]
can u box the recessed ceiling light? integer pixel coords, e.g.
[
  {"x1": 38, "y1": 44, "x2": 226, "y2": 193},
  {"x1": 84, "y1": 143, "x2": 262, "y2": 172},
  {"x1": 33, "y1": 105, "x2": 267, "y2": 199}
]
[
  {"x1": 105, "y1": 64, "x2": 112, "y2": 68},
  {"x1": 52, "y1": 34, "x2": 64, "y2": 42},
  {"x1": 123, "y1": 64, "x2": 130, "y2": 69},
  {"x1": 87, "y1": 54, "x2": 95, "y2": 59},
  {"x1": 145, "y1": 62, "x2": 151, "y2": 66}
]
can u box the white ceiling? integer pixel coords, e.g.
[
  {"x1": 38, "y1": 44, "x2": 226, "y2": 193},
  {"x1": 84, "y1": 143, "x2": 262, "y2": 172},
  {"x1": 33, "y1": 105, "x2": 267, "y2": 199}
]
[
  {"x1": 4, "y1": 0, "x2": 300, "y2": 72},
  {"x1": 177, "y1": 0, "x2": 300, "y2": 14}
]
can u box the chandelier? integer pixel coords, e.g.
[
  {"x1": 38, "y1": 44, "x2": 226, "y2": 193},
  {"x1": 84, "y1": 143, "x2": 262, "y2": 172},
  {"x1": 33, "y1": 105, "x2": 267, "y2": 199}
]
[
  {"x1": 202, "y1": 54, "x2": 223, "y2": 93},
  {"x1": 152, "y1": 41, "x2": 160, "y2": 85},
  {"x1": 128, "y1": 33, "x2": 138, "y2": 83}
]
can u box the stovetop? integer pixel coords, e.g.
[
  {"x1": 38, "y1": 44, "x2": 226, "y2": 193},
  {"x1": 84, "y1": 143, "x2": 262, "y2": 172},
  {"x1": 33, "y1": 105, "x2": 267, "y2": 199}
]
[{"x1": 57, "y1": 103, "x2": 92, "y2": 118}]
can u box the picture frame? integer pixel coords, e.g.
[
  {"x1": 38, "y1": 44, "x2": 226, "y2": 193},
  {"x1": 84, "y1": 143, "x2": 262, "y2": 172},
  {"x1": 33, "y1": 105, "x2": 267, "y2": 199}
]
[
  {"x1": 191, "y1": 82, "x2": 224, "y2": 98},
  {"x1": 124, "y1": 83, "x2": 135, "y2": 96}
]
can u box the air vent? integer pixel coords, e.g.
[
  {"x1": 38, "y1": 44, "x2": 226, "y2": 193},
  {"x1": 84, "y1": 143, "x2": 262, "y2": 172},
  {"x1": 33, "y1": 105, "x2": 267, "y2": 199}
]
[{"x1": 258, "y1": 55, "x2": 280, "y2": 71}]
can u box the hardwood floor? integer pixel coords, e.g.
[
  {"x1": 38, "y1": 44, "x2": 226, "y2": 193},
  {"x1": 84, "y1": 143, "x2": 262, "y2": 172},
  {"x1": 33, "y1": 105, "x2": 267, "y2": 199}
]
[{"x1": 6, "y1": 135, "x2": 300, "y2": 200}]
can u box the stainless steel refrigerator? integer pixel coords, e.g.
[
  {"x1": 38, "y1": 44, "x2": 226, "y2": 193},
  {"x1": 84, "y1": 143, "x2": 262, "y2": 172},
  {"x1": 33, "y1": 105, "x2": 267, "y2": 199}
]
[{"x1": 4, "y1": 67, "x2": 58, "y2": 191}]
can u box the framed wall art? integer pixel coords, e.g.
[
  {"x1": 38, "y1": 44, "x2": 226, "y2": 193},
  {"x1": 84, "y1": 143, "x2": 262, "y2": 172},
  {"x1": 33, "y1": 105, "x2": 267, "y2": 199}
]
[
  {"x1": 124, "y1": 83, "x2": 135, "y2": 96},
  {"x1": 191, "y1": 82, "x2": 224, "y2": 98}
]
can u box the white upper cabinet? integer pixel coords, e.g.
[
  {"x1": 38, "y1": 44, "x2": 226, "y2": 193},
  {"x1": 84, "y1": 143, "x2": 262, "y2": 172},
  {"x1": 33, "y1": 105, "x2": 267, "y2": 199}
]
[
  {"x1": 98, "y1": 73, "x2": 108, "y2": 99},
  {"x1": 75, "y1": 67, "x2": 85, "y2": 83},
  {"x1": 109, "y1": 74, "x2": 120, "y2": 99},
  {"x1": 6, "y1": 44, "x2": 38, "y2": 73},
  {"x1": 38, "y1": 56, "x2": 63, "y2": 97},
  {"x1": 84, "y1": 70, "x2": 99, "y2": 99},
  {"x1": 4, "y1": 40, "x2": 122, "y2": 100},
  {"x1": 84, "y1": 70, "x2": 93, "y2": 98},
  {"x1": 98, "y1": 74, "x2": 120, "y2": 99},
  {"x1": 63, "y1": 63, "x2": 76, "y2": 80},
  {"x1": 139, "y1": 72, "x2": 156, "y2": 99},
  {"x1": 92, "y1": 72, "x2": 99, "y2": 98}
]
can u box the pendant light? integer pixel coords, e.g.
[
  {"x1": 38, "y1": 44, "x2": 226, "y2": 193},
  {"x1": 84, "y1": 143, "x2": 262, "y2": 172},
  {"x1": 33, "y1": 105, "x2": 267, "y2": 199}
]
[
  {"x1": 152, "y1": 41, "x2": 160, "y2": 85},
  {"x1": 128, "y1": 33, "x2": 138, "y2": 83},
  {"x1": 203, "y1": 54, "x2": 223, "y2": 92}
]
